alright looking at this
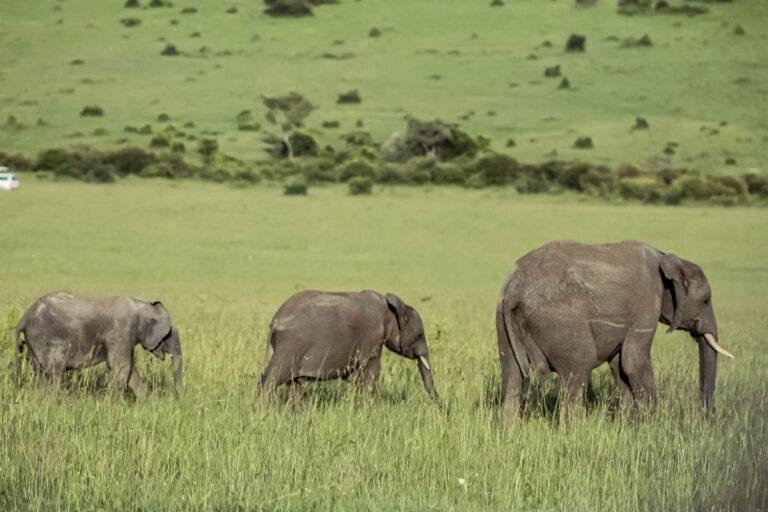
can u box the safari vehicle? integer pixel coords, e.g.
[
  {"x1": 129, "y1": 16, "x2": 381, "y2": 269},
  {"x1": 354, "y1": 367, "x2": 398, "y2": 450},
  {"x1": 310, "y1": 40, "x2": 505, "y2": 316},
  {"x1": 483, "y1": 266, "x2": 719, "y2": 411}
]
[{"x1": 0, "y1": 167, "x2": 20, "y2": 190}]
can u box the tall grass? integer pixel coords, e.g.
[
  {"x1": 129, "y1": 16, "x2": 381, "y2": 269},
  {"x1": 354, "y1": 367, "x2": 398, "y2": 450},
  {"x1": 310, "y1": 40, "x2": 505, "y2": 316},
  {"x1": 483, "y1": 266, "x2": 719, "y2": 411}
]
[{"x1": 0, "y1": 179, "x2": 766, "y2": 510}]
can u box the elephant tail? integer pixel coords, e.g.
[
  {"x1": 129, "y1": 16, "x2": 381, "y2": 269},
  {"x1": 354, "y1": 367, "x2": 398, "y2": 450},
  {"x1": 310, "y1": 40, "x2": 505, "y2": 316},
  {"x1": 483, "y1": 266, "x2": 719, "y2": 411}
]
[
  {"x1": 496, "y1": 296, "x2": 530, "y2": 379},
  {"x1": 263, "y1": 324, "x2": 276, "y2": 367},
  {"x1": 14, "y1": 315, "x2": 27, "y2": 385}
]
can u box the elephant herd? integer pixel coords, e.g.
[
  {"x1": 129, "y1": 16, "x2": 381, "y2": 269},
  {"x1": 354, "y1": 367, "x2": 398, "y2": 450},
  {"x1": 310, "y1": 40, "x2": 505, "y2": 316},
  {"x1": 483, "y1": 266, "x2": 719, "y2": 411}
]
[{"x1": 13, "y1": 240, "x2": 734, "y2": 418}]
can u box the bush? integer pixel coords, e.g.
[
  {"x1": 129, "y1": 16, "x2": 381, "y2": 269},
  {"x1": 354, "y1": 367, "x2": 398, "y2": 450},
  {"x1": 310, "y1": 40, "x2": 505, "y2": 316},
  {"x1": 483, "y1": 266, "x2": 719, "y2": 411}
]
[
  {"x1": 80, "y1": 106, "x2": 104, "y2": 117},
  {"x1": 431, "y1": 162, "x2": 466, "y2": 184},
  {"x1": 403, "y1": 157, "x2": 436, "y2": 184},
  {"x1": 264, "y1": 0, "x2": 314, "y2": 17},
  {"x1": 337, "y1": 90, "x2": 362, "y2": 104},
  {"x1": 742, "y1": 173, "x2": 768, "y2": 197},
  {"x1": 0, "y1": 151, "x2": 34, "y2": 170},
  {"x1": 283, "y1": 175, "x2": 308, "y2": 195},
  {"x1": 150, "y1": 135, "x2": 170, "y2": 148},
  {"x1": 377, "y1": 164, "x2": 408, "y2": 184},
  {"x1": 470, "y1": 153, "x2": 520, "y2": 186},
  {"x1": 337, "y1": 160, "x2": 376, "y2": 182},
  {"x1": 348, "y1": 176, "x2": 373, "y2": 195},
  {"x1": 382, "y1": 118, "x2": 479, "y2": 162},
  {"x1": 675, "y1": 175, "x2": 711, "y2": 200},
  {"x1": 618, "y1": 176, "x2": 663, "y2": 203},
  {"x1": 579, "y1": 165, "x2": 616, "y2": 196},
  {"x1": 102, "y1": 147, "x2": 156, "y2": 175}
]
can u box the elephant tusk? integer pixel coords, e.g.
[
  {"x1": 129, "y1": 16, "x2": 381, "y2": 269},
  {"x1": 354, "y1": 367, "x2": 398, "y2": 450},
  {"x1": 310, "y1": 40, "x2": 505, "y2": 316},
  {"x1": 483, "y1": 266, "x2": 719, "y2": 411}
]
[
  {"x1": 704, "y1": 333, "x2": 734, "y2": 359},
  {"x1": 418, "y1": 355, "x2": 431, "y2": 370}
]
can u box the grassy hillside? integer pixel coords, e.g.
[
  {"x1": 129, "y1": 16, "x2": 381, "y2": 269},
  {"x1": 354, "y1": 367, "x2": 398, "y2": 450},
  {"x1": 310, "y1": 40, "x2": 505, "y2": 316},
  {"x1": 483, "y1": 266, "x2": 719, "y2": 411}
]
[
  {"x1": 1, "y1": 179, "x2": 767, "y2": 510},
  {"x1": 1, "y1": 0, "x2": 767, "y2": 173}
]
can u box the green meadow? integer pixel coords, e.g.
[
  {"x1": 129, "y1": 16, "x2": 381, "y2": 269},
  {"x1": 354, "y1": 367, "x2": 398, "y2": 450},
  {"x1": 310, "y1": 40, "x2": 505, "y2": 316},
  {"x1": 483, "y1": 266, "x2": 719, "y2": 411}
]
[
  {"x1": 1, "y1": 0, "x2": 767, "y2": 172},
  {"x1": 1, "y1": 179, "x2": 767, "y2": 510}
]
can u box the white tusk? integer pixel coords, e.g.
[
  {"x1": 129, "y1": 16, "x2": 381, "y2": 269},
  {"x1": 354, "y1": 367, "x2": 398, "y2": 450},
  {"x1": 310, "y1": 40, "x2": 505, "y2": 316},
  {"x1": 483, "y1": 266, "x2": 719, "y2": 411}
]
[
  {"x1": 704, "y1": 333, "x2": 734, "y2": 359},
  {"x1": 418, "y1": 355, "x2": 431, "y2": 370}
]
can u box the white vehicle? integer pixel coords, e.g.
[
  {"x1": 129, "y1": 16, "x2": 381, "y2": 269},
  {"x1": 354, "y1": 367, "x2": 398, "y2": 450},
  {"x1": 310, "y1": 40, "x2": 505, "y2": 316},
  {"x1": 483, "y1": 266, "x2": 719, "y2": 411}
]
[{"x1": 0, "y1": 167, "x2": 20, "y2": 190}]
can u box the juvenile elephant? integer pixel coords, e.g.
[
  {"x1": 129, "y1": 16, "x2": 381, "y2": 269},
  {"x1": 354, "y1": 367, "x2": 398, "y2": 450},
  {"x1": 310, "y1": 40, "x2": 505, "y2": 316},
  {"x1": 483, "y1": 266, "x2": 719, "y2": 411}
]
[
  {"x1": 260, "y1": 290, "x2": 441, "y2": 404},
  {"x1": 496, "y1": 240, "x2": 733, "y2": 419},
  {"x1": 15, "y1": 291, "x2": 182, "y2": 398}
]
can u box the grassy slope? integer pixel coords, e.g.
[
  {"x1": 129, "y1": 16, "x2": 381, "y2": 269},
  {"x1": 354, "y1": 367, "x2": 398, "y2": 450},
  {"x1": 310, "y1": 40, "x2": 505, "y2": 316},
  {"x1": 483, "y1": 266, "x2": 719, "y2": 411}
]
[
  {"x1": 0, "y1": 0, "x2": 767, "y2": 173},
  {"x1": 1, "y1": 180, "x2": 767, "y2": 510}
]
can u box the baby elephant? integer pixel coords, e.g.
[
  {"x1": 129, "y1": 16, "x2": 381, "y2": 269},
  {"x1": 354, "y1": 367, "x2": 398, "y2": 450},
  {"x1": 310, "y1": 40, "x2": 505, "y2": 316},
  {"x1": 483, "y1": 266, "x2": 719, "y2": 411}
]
[
  {"x1": 15, "y1": 291, "x2": 182, "y2": 398},
  {"x1": 260, "y1": 290, "x2": 440, "y2": 404}
]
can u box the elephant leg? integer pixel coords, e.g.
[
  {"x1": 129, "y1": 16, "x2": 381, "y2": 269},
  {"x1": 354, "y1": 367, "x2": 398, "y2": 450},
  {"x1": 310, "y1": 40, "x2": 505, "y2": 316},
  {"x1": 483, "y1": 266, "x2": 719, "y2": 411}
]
[
  {"x1": 106, "y1": 347, "x2": 133, "y2": 397},
  {"x1": 620, "y1": 332, "x2": 657, "y2": 410},
  {"x1": 127, "y1": 368, "x2": 148, "y2": 400},
  {"x1": 609, "y1": 352, "x2": 632, "y2": 409},
  {"x1": 351, "y1": 353, "x2": 381, "y2": 396},
  {"x1": 498, "y1": 334, "x2": 525, "y2": 422}
]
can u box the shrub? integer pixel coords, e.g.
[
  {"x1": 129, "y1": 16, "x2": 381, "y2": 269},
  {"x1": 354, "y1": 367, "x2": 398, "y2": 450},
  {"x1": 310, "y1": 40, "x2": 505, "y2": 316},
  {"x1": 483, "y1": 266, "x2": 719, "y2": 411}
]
[
  {"x1": 83, "y1": 164, "x2": 118, "y2": 184},
  {"x1": 573, "y1": 137, "x2": 593, "y2": 149},
  {"x1": 337, "y1": 90, "x2": 362, "y2": 104},
  {"x1": 470, "y1": 153, "x2": 519, "y2": 186},
  {"x1": 709, "y1": 175, "x2": 746, "y2": 197},
  {"x1": 283, "y1": 175, "x2": 308, "y2": 195},
  {"x1": 235, "y1": 169, "x2": 262, "y2": 184},
  {"x1": 0, "y1": 151, "x2": 34, "y2": 170},
  {"x1": 80, "y1": 106, "x2": 104, "y2": 117},
  {"x1": 197, "y1": 138, "x2": 218, "y2": 160},
  {"x1": 348, "y1": 176, "x2": 373, "y2": 195},
  {"x1": 675, "y1": 175, "x2": 711, "y2": 200},
  {"x1": 264, "y1": 0, "x2": 314, "y2": 17},
  {"x1": 300, "y1": 158, "x2": 336, "y2": 183},
  {"x1": 431, "y1": 162, "x2": 466, "y2": 184},
  {"x1": 618, "y1": 176, "x2": 663, "y2": 203},
  {"x1": 102, "y1": 147, "x2": 156, "y2": 175},
  {"x1": 161, "y1": 44, "x2": 180, "y2": 56},
  {"x1": 565, "y1": 34, "x2": 586, "y2": 52},
  {"x1": 150, "y1": 135, "x2": 170, "y2": 148},
  {"x1": 337, "y1": 160, "x2": 376, "y2": 182},
  {"x1": 742, "y1": 173, "x2": 768, "y2": 197},
  {"x1": 377, "y1": 164, "x2": 408, "y2": 184},
  {"x1": 579, "y1": 165, "x2": 616, "y2": 196},
  {"x1": 403, "y1": 157, "x2": 437, "y2": 184},
  {"x1": 382, "y1": 118, "x2": 479, "y2": 162}
]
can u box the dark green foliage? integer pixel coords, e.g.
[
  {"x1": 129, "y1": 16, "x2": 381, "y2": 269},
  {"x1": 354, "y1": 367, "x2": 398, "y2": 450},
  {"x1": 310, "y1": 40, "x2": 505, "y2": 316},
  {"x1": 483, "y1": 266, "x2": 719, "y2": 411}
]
[
  {"x1": 235, "y1": 110, "x2": 261, "y2": 131},
  {"x1": 125, "y1": 0, "x2": 140, "y2": 7},
  {"x1": 322, "y1": 120, "x2": 341, "y2": 129},
  {"x1": 742, "y1": 173, "x2": 768, "y2": 197},
  {"x1": 150, "y1": 135, "x2": 170, "y2": 148},
  {"x1": 283, "y1": 175, "x2": 309, "y2": 195},
  {"x1": 617, "y1": 0, "x2": 651, "y2": 15},
  {"x1": 574, "y1": 137, "x2": 593, "y2": 149},
  {"x1": 157, "y1": 113, "x2": 171, "y2": 122},
  {"x1": 102, "y1": 147, "x2": 156, "y2": 175},
  {"x1": 80, "y1": 106, "x2": 104, "y2": 117},
  {"x1": 197, "y1": 138, "x2": 218, "y2": 162},
  {"x1": 369, "y1": 27, "x2": 381, "y2": 37},
  {"x1": 383, "y1": 118, "x2": 479, "y2": 163},
  {"x1": 619, "y1": 176, "x2": 663, "y2": 202},
  {"x1": 161, "y1": 44, "x2": 180, "y2": 56},
  {"x1": 469, "y1": 154, "x2": 519, "y2": 186},
  {"x1": 544, "y1": 65, "x2": 561, "y2": 77},
  {"x1": 120, "y1": 17, "x2": 142, "y2": 27},
  {"x1": 338, "y1": 160, "x2": 376, "y2": 182},
  {"x1": 0, "y1": 151, "x2": 33, "y2": 170},
  {"x1": 337, "y1": 90, "x2": 362, "y2": 104},
  {"x1": 264, "y1": 0, "x2": 314, "y2": 17},
  {"x1": 565, "y1": 34, "x2": 586, "y2": 52},
  {"x1": 348, "y1": 176, "x2": 373, "y2": 195}
]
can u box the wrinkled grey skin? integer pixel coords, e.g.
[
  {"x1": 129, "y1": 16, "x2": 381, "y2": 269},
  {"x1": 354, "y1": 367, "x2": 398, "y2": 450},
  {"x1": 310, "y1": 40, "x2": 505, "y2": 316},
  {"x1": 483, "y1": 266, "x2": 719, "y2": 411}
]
[
  {"x1": 15, "y1": 291, "x2": 182, "y2": 398},
  {"x1": 497, "y1": 240, "x2": 729, "y2": 419},
  {"x1": 260, "y1": 290, "x2": 441, "y2": 404}
]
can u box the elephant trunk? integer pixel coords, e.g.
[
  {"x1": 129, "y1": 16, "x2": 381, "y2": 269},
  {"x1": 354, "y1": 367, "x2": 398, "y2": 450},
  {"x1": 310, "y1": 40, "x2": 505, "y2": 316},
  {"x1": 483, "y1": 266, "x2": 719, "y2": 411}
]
[
  {"x1": 417, "y1": 355, "x2": 442, "y2": 408},
  {"x1": 697, "y1": 335, "x2": 717, "y2": 412},
  {"x1": 166, "y1": 327, "x2": 183, "y2": 393},
  {"x1": 172, "y1": 354, "x2": 183, "y2": 392}
]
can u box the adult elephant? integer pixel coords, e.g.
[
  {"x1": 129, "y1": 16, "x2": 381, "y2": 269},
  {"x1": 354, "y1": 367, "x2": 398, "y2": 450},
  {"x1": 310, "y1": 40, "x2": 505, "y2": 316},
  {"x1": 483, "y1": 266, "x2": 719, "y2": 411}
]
[
  {"x1": 15, "y1": 291, "x2": 182, "y2": 398},
  {"x1": 260, "y1": 290, "x2": 441, "y2": 405},
  {"x1": 496, "y1": 240, "x2": 733, "y2": 419}
]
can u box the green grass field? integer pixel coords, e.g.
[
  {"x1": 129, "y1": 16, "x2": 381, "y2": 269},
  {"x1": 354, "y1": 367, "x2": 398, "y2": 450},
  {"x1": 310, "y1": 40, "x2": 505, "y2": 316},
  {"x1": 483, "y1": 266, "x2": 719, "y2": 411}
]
[
  {"x1": 1, "y1": 0, "x2": 767, "y2": 173},
  {"x1": 1, "y1": 179, "x2": 767, "y2": 510}
]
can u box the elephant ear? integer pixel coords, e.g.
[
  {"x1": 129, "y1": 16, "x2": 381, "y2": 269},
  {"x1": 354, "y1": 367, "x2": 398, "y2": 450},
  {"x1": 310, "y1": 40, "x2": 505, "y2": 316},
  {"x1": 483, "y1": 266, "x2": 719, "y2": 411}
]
[
  {"x1": 660, "y1": 253, "x2": 689, "y2": 332},
  {"x1": 385, "y1": 293, "x2": 409, "y2": 330},
  {"x1": 140, "y1": 301, "x2": 172, "y2": 352}
]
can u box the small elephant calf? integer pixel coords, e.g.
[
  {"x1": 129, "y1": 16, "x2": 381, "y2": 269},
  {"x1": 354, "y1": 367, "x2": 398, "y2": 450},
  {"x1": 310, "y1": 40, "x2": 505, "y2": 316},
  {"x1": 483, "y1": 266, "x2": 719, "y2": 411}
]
[
  {"x1": 15, "y1": 291, "x2": 182, "y2": 398},
  {"x1": 260, "y1": 290, "x2": 441, "y2": 404}
]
